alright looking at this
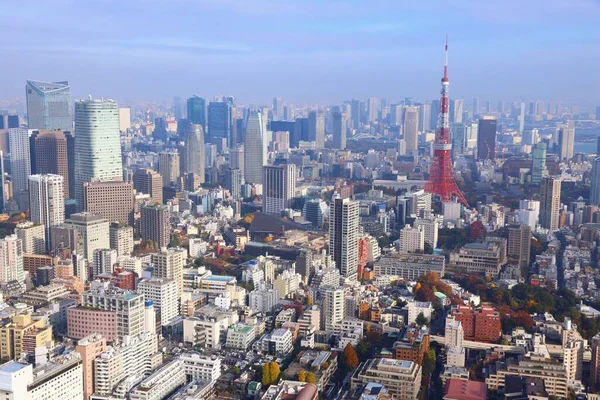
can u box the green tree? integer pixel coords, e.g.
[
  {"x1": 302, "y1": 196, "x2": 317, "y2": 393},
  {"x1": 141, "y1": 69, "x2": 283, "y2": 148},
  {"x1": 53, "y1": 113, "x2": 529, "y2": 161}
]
[
  {"x1": 415, "y1": 312, "x2": 428, "y2": 327},
  {"x1": 297, "y1": 370, "x2": 307, "y2": 382},
  {"x1": 306, "y1": 372, "x2": 317, "y2": 384},
  {"x1": 422, "y1": 349, "x2": 436, "y2": 377},
  {"x1": 424, "y1": 242, "x2": 434, "y2": 254}
]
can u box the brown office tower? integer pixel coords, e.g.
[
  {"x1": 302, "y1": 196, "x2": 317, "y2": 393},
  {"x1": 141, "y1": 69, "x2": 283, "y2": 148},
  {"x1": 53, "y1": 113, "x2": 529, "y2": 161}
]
[
  {"x1": 31, "y1": 130, "x2": 70, "y2": 199},
  {"x1": 507, "y1": 224, "x2": 532, "y2": 269},
  {"x1": 140, "y1": 204, "x2": 170, "y2": 248},
  {"x1": 83, "y1": 181, "x2": 134, "y2": 225},
  {"x1": 133, "y1": 168, "x2": 163, "y2": 204}
]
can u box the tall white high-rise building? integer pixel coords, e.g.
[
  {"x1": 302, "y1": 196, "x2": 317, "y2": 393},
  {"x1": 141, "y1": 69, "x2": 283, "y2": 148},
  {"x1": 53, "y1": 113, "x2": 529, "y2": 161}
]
[
  {"x1": 29, "y1": 174, "x2": 65, "y2": 247},
  {"x1": 8, "y1": 128, "x2": 31, "y2": 209},
  {"x1": 322, "y1": 286, "x2": 345, "y2": 331},
  {"x1": 138, "y1": 278, "x2": 179, "y2": 326},
  {"x1": 15, "y1": 221, "x2": 45, "y2": 255},
  {"x1": 0, "y1": 235, "x2": 24, "y2": 287},
  {"x1": 244, "y1": 111, "x2": 266, "y2": 184},
  {"x1": 151, "y1": 247, "x2": 186, "y2": 298},
  {"x1": 398, "y1": 225, "x2": 425, "y2": 253},
  {"x1": 230, "y1": 145, "x2": 244, "y2": 180},
  {"x1": 263, "y1": 164, "x2": 296, "y2": 215},
  {"x1": 329, "y1": 197, "x2": 359, "y2": 281},
  {"x1": 74, "y1": 98, "x2": 123, "y2": 211},
  {"x1": 403, "y1": 106, "x2": 419, "y2": 153},
  {"x1": 558, "y1": 126, "x2": 575, "y2": 160}
]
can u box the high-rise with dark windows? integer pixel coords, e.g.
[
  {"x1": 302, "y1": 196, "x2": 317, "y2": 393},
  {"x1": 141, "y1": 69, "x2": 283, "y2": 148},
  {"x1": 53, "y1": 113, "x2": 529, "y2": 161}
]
[
  {"x1": 476, "y1": 117, "x2": 497, "y2": 160},
  {"x1": 208, "y1": 101, "x2": 232, "y2": 148},
  {"x1": 186, "y1": 96, "x2": 206, "y2": 130}
]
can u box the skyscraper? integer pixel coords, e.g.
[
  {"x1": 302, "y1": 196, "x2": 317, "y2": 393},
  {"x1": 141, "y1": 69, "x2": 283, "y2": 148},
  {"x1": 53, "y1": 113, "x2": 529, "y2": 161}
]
[
  {"x1": 0, "y1": 235, "x2": 24, "y2": 287},
  {"x1": 172, "y1": 96, "x2": 182, "y2": 121},
  {"x1": 308, "y1": 111, "x2": 325, "y2": 148},
  {"x1": 507, "y1": 224, "x2": 532, "y2": 269},
  {"x1": 590, "y1": 157, "x2": 600, "y2": 205},
  {"x1": 332, "y1": 111, "x2": 347, "y2": 150},
  {"x1": 539, "y1": 177, "x2": 561, "y2": 231},
  {"x1": 29, "y1": 174, "x2": 65, "y2": 247},
  {"x1": 186, "y1": 96, "x2": 206, "y2": 130},
  {"x1": 132, "y1": 168, "x2": 163, "y2": 204},
  {"x1": 532, "y1": 143, "x2": 547, "y2": 185},
  {"x1": 450, "y1": 123, "x2": 465, "y2": 159},
  {"x1": 292, "y1": 117, "x2": 309, "y2": 146},
  {"x1": 140, "y1": 204, "x2": 170, "y2": 248},
  {"x1": 263, "y1": 164, "x2": 296, "y2": 215},
  {"x1": 403, "y1": 106, "x2": 419, "y2": 153},
  {"x1": 476, "y1": 117, "x2": 497, "y2": 160},
  {"x1": 83, "y1": 181, "x2": 134, "y2": 225},
  {"x1": 25, "y1": 80, "x2": 72, "y2": 131},
  {"x1": 367, "y1": 97, "x2": 378, "y2": 122},
  {"x1": 244, "y1": 111, "x2": 265, "y2": 185},
  {"x1": 273, "y1": 97, "x2": 282, "y2": 120},
  {"x1": 329, "y1": 197, "x2": 359, "y2": 281},
  {"x1": 224, "y1": 168, "x2": 241, "y2": 200},
  {"x1": 208, "y1": 101, "x2": 232, "y2": 149},
  {"x1": 9, "y1": 128, "x2": 31, "y2": 208},
  {"x1": 74, "y1": 99, "x2": 123, "y2": 212},
  {"x1": 230, "y1": 145, "x2": 244, "y2": 180},
  {"x1": 450, "y1": 99, "x2": 463, "y2": 123},
  {"x1": 158, "y1": 151, "x2": 180, "y2": 187},
  {"x1": 350, "y1": 99, "x2": 361, "y2": 129},
  {"x1": 519, "y1": 101, "x2": 525, "y2": 134},
  {"x1": 472, "y1": 97, "x2": 479, "y2": 117},
  {"x1": 184, "y1": 124, "x2": 205, "y2": 184},
  {"x1": 430, "y1": 100, "x2": 440, "y2": 130},
  {"x1": 31, "y1": 130, "x2": 70, "y2": 199},
  {"x1": 419, "y1": 103, "x2": 432, "y2": 132},
  {"x1": 558, "y1": 126, "x2": 575, "y2": 160}
]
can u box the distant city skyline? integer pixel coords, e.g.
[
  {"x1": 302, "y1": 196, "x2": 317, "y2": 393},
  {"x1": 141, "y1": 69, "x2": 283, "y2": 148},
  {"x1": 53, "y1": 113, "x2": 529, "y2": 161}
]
[{"x1": 0, "y1": 0, "x2": 598, "y2": 107}]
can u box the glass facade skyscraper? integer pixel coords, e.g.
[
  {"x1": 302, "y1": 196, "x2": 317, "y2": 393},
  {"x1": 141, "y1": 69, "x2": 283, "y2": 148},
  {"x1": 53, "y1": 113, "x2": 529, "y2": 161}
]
[
  {"x1": 208, "y1": 101, "x2": 233, "y2": 147},
  {"x1": 244, "y1": 111, "x2": 265, "y2": 185},
  {"x1": 26, "y1": 80, "x2": 72, "y2": 131},
  {"x1": 186, "y1": 96, "x2": 206, "y2": 130},
  {"x1": 74, "y1": 99, "x2": 123, "y2": 211}
]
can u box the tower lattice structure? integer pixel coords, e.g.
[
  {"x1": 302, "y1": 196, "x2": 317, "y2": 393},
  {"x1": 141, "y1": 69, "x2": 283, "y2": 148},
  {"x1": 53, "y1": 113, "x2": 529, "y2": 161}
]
[{"x1": 424, "y1": 38, "x2": 469, "y2": 207}]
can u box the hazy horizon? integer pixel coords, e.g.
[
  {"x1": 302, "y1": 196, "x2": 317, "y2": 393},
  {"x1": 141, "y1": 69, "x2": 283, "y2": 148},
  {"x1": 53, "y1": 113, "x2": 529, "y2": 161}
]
[{"x1": 2, "y1": 0, "x2": 599, "y2": 107}]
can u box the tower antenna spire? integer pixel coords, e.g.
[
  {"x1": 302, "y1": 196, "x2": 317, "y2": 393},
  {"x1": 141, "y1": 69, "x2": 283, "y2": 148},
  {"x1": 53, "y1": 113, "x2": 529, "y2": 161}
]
[{"x1": 444, "y1": 35, "x2": 448, "y2": 79}]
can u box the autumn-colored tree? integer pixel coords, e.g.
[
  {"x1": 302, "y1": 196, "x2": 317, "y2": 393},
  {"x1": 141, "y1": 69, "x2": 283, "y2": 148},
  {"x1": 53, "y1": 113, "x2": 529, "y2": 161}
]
[
  {"x1": 261, "y1": 362, "x2": 271, "y2": 386},
  {"x1": 269, "y1": 362, "x2": 280, "y2": 384},
  {"x1": 307, "y1": 296, "x2": 313, "y2": 307},
  {"x1": 297, "y1": 370, "x2": 307, "y2": 382},
  {"x1": 306, "y1": 372, "x2": 317, "y2": 384},
  {"x1": 343, "y1": 344, "x2": 359, "y2": 369},
  {"x1": 512, "y1": 310, "x2": 534, "y2": 330}
]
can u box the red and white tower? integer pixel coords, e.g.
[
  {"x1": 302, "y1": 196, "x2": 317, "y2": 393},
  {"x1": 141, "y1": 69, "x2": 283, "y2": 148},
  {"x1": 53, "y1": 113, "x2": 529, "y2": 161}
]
[{"x1": 424, "y1": 38, "x2": 469, "y2": 207}]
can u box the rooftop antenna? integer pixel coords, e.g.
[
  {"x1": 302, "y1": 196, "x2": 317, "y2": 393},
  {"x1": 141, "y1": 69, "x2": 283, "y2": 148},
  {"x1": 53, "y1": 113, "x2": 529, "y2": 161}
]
[{"x1": 443, "y1": 35, "x2": 448, "y2": 80}]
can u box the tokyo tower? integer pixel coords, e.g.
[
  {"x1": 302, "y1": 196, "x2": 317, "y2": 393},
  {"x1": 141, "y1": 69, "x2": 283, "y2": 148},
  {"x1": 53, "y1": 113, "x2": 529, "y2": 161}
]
[{"x1": 424, "y1": 38, "x2": 469, "y2": 207}]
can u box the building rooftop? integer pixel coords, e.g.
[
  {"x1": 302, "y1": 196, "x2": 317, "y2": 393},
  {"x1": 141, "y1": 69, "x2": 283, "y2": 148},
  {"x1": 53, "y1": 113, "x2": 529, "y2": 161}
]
[
  {"x1": 0, "y1": 361, "x2": 29, "y2": 373},
  {"x1": 443, "y1": 378, "x2": 487, "y2": 400}
]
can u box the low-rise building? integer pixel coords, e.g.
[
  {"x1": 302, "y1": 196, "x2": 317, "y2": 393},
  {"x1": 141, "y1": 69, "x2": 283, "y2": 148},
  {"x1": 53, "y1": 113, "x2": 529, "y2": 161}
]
[
  {"x1": 351, "y1": 358, "x2": 422, "y2": 400},
  {"x1": 374, "y1": 253, "x2": 445, "y2": 280},
  {"x1": 253, "y1": 328, "x2": 293, "y2": 356},
  {"x1": 226, "y1": 324, "x2": 256, "y2": 350}
]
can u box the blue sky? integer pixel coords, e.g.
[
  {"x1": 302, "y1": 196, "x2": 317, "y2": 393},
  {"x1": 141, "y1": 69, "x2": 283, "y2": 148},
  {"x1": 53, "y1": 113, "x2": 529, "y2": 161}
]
[{"x1": 1, "y1": 0, "x2": 599, "y2": 107}]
